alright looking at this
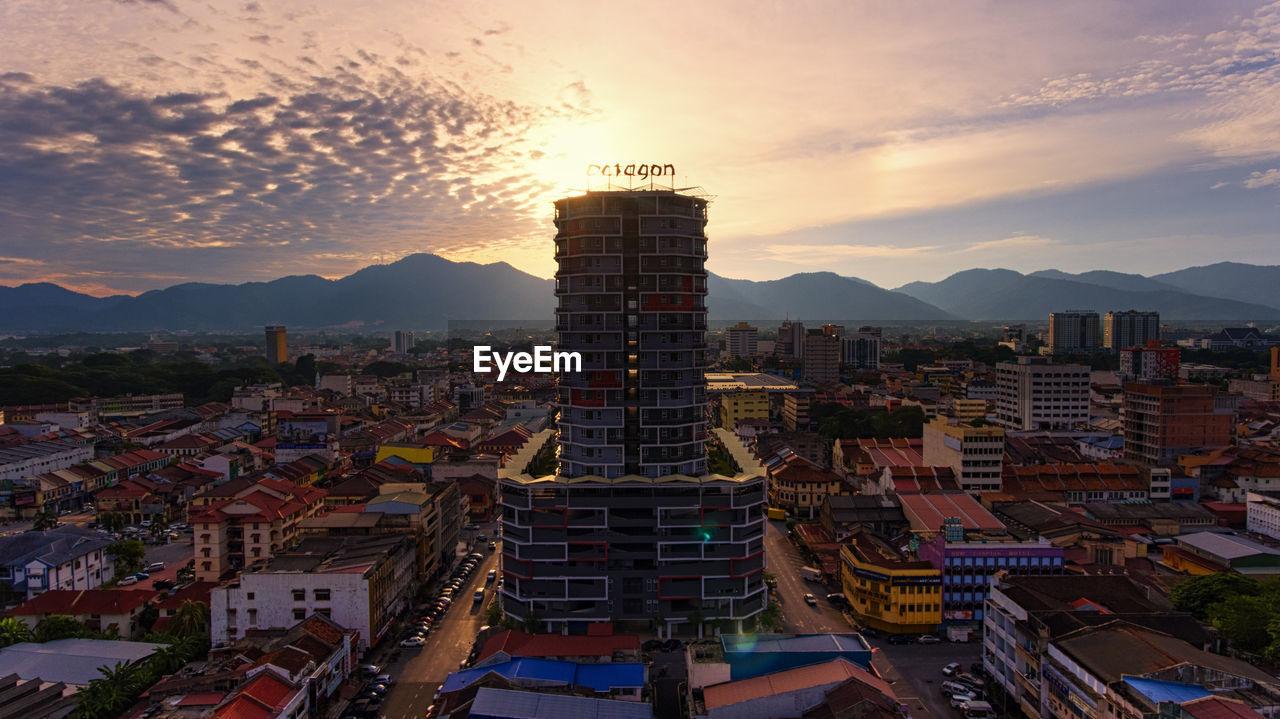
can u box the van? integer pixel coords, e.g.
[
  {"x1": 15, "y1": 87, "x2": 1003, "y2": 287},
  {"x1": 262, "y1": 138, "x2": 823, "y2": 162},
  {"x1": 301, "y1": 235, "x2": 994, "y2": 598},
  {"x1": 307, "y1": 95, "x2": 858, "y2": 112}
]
[
  {"x1": 962, "y1": 700, "x2": 993, "y2": 719},
  {"x1": 146, "y1": 562, "x2": 166, "y2": 573}
]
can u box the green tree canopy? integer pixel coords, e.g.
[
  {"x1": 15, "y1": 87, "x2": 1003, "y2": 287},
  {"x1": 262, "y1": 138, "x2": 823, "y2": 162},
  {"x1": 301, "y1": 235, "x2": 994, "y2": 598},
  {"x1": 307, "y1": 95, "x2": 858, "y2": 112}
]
[
  {"x1": 106, "y1": 539, "x2": 147, "y2": 577},
  {"x1": 1169, "y1": 573, "x2": 1260, "y2": 619}
]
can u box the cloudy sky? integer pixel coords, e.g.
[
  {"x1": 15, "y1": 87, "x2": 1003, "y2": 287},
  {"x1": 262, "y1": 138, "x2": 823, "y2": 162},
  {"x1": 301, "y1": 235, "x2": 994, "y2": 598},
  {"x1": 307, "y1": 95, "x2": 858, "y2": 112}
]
[{"x1": 1, "y1": 0, "x2": 1278, "y2": 295}]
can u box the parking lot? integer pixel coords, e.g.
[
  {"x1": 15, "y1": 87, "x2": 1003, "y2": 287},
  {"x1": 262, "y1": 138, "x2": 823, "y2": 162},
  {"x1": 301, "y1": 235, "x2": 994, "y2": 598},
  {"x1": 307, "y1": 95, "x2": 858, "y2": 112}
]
[{"x1": 868, "y1": 637, "x2": 985, "y2": 719}]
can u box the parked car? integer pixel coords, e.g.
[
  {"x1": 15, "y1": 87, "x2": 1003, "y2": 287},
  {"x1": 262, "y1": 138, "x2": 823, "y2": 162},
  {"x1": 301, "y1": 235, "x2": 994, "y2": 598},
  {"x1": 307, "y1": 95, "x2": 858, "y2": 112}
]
[
  {"x1": 399, "y1": 636, "x2": 425, "y2": 647},
  {"x1": 359, "y1": 664, "x2": 381, "y2": 675},
  {"x1": 940, "y1": 681, "x2": 971, "y2": 696},
  {"x1": 956, "y1": 673, "x2": 986, "y2": 689},
  {"x1": 473, "y1": 589, "x2": 485, "y2": 603},
  {"x1": 888, "y1": 634, "x2": 913, "y2": 645},
  {"x1": 118, "y1": 576, "x2": 139, "y2": 586},
  {"x1": 464, "y1": 523, "x2": 480, "y2": 531},
  {"x1": 803, "y1": 593, "x2": 818, "y2": 606},
  {"x1": 373, "y1": 674, "x2": 393, "y2": 685},
  {"x1": 133, "y1": 571, "x2": 150, "y2": 580},
  {"x1": 153, "y1": 579, "x2": 175, "y2": 590},
  {"x1": 950, "y1": 693, "x2": 978, "y2": 709},
  {"x1": 146, "y1": 562, "x2": 166, "y2": 573},
  {"x1": 942, "y1": 662, "x2": 961, "y2": 677},
  {"x1": 917, "y1": 634, "x2": 941, "y2": 644},
  {"x1": 825, "y1": 593, "x2": 846, "y2": 607},
  {"x1": 487, "y1": 541, "x2": 497, "y2": 550}
]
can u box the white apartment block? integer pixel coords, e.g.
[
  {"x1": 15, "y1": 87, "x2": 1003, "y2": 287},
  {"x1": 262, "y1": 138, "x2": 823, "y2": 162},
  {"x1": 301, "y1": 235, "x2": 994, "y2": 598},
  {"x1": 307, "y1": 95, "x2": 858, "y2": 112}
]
[
  {"x1": 995, "y1": 357, "x2": 1091, "y2": 431},
  {"x1": 724, "y1": 322, "x2": 759, "y2": 359},
  {"x1": 210, "y1": 535, "x2": 415, "y2": 651},
  {"x1": 1247, "y1": 491, "x2": 1280, "y2": 541}
]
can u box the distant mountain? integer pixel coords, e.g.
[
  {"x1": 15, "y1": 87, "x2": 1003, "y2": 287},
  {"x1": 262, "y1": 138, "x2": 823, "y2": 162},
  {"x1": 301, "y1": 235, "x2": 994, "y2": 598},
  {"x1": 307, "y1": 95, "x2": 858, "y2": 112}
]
[
  {"x1": 6, "y1": 257, "x2": 1280, "y2": 333},
  {"x1": 0, "y1": 254, "x2": 556, "y2": 333},
  {"x1": 707, "y1": 271, "x2": 952, "y2": 321},
  {"x1": 895, "y1": 268, "x2": 1280, "y2": 320},
  {"x1": 1027, "y1": 269, "x2": 1183, "y2": 294},
  {"x1": 1151, "y1": 262, "x2": 1280, "y2": 306}
]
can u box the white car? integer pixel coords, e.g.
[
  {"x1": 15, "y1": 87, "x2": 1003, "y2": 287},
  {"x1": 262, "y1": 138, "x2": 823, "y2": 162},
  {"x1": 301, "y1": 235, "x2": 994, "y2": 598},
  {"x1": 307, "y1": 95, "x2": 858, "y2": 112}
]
[
  {"x1": 399, "y1": 636, "x2": 425, "y2": 647},
  {"x1": 918, "y1": 634, "x2": 941, "y2": 644}
]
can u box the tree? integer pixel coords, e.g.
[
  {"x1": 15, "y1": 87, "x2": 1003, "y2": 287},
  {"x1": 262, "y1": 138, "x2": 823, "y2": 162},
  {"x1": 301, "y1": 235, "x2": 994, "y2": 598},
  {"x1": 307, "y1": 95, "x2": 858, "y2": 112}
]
[
  {"x1": 33, "y1": 509, "x2": 60, "y2": 531},
  {"x1": 1211, "y1": 595, "x2": 1273, "y2": 654},
  {"x1": 100, "y1": 512, "x2": 127, "y2": 533},
  {"x1": 485, "y1": 600, "x2": 504, "y2": 626},
  {"x1": 1169, "y1": 573, "x2": 1259, "y2": 619},
  {"x1": 34, "y1": 615, "x2": 90, "y2": 643},
  {"x1": 106, "y1": 539, "x2": 147, "y2": 578},
  {"x1": 522, "y1": 612, "x2": 542, "y2": 633},
  {"x1": 0, "y1": 617, "x2": 32, "y2": 648},
  {"x1": 169, "y1": 600, "x2": 210, "y2": 638}
]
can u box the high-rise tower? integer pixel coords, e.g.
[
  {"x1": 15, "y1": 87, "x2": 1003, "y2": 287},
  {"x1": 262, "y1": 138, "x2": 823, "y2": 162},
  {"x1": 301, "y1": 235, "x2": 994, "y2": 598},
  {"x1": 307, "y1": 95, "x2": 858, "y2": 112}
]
[
  {"x1": 499, "y1": 187, "x2": 767, "y2": 636},
  {"x1": 264, "y1": 325, "x2": 287, "y2": 364},
  {"x1": 554, "y1": 189, "x2": 709, "y2": 479}
]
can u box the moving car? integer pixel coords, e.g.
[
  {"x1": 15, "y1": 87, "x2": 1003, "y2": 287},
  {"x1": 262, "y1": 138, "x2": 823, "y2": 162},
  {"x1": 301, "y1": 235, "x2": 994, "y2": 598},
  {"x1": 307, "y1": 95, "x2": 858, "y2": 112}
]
[
  {"x1": 473, "y1": 589, "x2": 485, "y2": 603},
  {"x1": 803, "y1": 593, "x2": 818, "y2": 606},
  {"x1": 487, "y1": 541, "x2": 497, "y2": 550}
]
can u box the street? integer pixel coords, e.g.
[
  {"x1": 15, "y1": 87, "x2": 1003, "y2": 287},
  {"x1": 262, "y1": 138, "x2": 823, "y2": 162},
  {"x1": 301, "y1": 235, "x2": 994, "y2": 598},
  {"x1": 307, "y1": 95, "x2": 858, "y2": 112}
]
[
  {"x1": 764, "y1": 519, "x2": 848, "y2": 633},
  {"x1": 376, "y1": 528, "x2": 501, "y2": 719}
]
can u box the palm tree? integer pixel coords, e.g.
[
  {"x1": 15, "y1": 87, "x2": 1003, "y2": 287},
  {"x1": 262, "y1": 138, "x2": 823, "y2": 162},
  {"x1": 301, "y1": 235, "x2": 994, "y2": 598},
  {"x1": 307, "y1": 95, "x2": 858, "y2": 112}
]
[
  {"x1": 73, "y1": 663, "x2": 137, "y2": 719},
  {"x1": 147, "y1": 643, "x2": 186, "y2": 676},
  {"x1": 0, "y1": 617, "x2": 32, "y2": 648},
  {"x1": 169, "y1": 600, "x2": 210, "y2": 638},
  {"x1": 32, "y1": 509, "x2": 59, "y2": 531}
]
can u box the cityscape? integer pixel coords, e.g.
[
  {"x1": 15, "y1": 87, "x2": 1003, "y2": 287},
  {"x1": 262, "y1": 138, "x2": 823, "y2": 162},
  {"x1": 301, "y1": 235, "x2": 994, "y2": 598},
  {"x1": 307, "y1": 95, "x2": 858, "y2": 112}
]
[{"x1": 3, "y1": 3, "x2": 1280, "y2": 719}]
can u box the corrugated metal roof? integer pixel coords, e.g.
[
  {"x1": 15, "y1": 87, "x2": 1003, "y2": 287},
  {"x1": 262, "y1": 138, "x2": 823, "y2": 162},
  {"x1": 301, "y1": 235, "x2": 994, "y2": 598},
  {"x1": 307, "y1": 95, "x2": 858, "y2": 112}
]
[{"x1": 469, "y1": 687, "x2": 653, "y2": 719}]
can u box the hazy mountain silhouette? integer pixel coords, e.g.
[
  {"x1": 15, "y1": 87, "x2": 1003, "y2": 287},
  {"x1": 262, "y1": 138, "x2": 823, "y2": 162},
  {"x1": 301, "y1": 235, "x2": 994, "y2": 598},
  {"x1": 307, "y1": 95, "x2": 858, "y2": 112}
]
[
  {"x1": 895, "y1": 268, "x2": 1280, "y2": 320},
  {"x1": 5, "y1": 256, "x2": 1280, "y2": 333}
]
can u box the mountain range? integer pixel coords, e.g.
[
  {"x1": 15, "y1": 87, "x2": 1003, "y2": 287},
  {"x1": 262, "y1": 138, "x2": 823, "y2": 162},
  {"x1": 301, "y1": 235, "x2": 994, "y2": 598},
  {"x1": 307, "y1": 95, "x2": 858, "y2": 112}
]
[{"x1": 1, "y1": 255, "x2": 1278, "y2": 333}]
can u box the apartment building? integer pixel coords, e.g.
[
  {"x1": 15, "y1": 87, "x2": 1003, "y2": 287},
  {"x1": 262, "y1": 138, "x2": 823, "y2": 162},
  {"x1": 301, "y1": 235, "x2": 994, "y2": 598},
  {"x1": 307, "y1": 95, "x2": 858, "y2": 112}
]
[
  {"x1": 1247, "y1": 490, "x2": 1280, "y2": 541},
  {"x1": 803, "y1": 331, "x2": 841, "y2": 384},
  {"x1": 782, "y1": 393, "x2": 812, "y2": 432},
  {"x1": 778, "y1": 321, "x2": 805, "y2": 359},
  {"x1": 1048, "y1": 311, "x2": 1101, "y2": 354},
  {"x1": 918, "y1": 528, "x2": 1065, "y2": 622},
  {"x1": 210, "y1": 535, "x2": 415, "y2": 651},
  {"x1": 842, "y1": 327, "x2": 882, "y2": 370},
  {"x1": 922, "y1": 419, "x2": 1005, "y2": 493},
  {"x1": 1122, "y1": 382, "x2": 1234, "y2": 466},
  {"x1": 1118, "y1": 344, "x2": 1180, "y2": 381},
  {"x1": 1103, "y1": 310, "x2": 1160, "y2": 351},
  {"x1": 718, "y1": 389, "x2": 769, "y2": 429},
  {"x1": 190, "y1": 477, "x2": 327, "y2": 581},
  {"x1": 265, "y1": 325, "x2": 288, "y2": 364},
  {"x1": 995, "y1": 357, "x2": 1091, "y2": 431},
  {"x1": 724, "y1": 322, "x2": 758, "y2": 359}
]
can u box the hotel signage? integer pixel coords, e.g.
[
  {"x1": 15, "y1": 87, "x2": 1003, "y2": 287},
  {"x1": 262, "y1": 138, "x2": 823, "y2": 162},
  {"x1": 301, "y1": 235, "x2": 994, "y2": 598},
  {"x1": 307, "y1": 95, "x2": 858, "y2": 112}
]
[{"x1": 587, "y1": 163, "x2": 675, "y2": 180}]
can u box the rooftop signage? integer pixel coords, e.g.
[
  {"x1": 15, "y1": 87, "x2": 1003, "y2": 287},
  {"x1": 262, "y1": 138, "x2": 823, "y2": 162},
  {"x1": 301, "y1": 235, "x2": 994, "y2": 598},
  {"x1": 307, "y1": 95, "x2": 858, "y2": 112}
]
[{"x1": 587, "y1": 163, "x2": 675, "y2": 180}]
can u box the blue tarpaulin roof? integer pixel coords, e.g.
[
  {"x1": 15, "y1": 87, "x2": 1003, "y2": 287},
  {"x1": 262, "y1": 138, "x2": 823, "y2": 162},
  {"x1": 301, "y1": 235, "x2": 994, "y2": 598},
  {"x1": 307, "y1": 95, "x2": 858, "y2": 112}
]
[
  {"x1": 1123, "y1": 677, "x2": 1212, "y2": 704},
  {"x1": 440, "y1": 658, "x2": 645, "y2": 694}
]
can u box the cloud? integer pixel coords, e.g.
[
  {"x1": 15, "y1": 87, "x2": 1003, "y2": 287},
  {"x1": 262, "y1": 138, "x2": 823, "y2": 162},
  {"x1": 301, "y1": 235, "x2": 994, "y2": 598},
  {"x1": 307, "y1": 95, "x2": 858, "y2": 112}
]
[
  {"x1": 763, "y1": 243, "x2": 941, "y2": 264},
  {"x1": 1243, "y1": 168, "x2": 1280, "y2": 188},
  {"x1": 0, "y1": 58, "x2": 566, "y2": 293},
  {"x1": 961, "y1": 234, "x2": 1057, "y2": 253}
]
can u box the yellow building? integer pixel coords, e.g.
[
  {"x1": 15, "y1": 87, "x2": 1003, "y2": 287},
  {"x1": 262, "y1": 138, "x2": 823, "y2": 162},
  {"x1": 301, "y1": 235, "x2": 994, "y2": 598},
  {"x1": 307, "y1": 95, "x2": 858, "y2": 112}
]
[
  {"x1": 948, "y1": 398, "x2": 987, "y2": 422},
  {"x1": 766, "y1": 454, "x2": 846, "y2": 520},
  {"x1": 375, "y1": 444, "x2": 436, "y2": 465},
  {"x1": 840, "y1": 531, "x2": 942, "y2": 634},
  {"x1": 718, "y1": 389, "x2": 769, "y2": 429}
]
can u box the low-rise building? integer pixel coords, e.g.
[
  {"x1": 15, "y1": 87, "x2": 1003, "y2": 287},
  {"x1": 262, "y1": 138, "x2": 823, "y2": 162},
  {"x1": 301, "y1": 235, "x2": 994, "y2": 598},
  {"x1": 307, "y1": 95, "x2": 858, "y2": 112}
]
[
  {"x1": 765, "y1": 452, "x2": 846, "y2": 520},
  {"x1": 210, "y1": 534, "x2": 415, "y2": 651},
  {"x1": 0, "y1": 526, "x2": 115, "y2": 601},
  {"x1": 1247, "y1": 490, "x2": 1280, "y2": 541},
  {"x1": 1162, "y1": 531, "x2": 1280, "y2": 576},
  {"x1": 840, "y1": 530, "x2": 941, "y2": 635},
  {"x1": 922, "y1": 419, "x2": 1005, "y2": 493},
  {"x1": 10, "y1": 590, "x2": 154, "y2": 639},
  {"x1": 718, "y1": 389, "x2": 770, "y2": 430}
]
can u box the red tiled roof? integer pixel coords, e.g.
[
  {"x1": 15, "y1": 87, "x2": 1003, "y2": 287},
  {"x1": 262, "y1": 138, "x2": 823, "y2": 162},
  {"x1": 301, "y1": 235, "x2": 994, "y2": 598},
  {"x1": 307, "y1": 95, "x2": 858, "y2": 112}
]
[
  {"x1": 1181, "y1": 697, "x2": 1266, "y2": 719},
  {"x1": 11, "y1": 589, "x2": 153, "y2": 617},
  {"x1": 1002, "y1": 463, "x2": 1145, "y2": 495},
  {"x1": 899, "y1": 492, "x2": 1005, "y2": 532},
  {"x1": 478, "y1": 630, "x2": 639, "y2": 662},
  {"x1": 886, "y1": 466, "x2": 959, "y2": 493}
]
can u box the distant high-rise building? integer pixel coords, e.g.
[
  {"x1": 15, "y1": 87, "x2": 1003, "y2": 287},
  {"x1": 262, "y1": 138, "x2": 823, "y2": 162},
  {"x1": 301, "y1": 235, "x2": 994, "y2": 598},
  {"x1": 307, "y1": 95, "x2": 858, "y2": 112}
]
[
  {"x1": 820, "y1": 324, "x2": 845, "y2": 338},
  {"x1": 392, "y1": 330, "x2": 415, "y2": 355},
  {"x1": 842, "y1": 326, "x2": 882, "y2": 370},
  {"x1": 1002, "y1": 324, "x2": 1027, "y2": 342},
  {"x1": 264, "y1": 325, "x2": 287, "y2": 364},
  {"x1": 499, "y1": 187, "x2": 766, "y2": 636},
  {"x1": 724, "y1": 322, "x2": 758, "y2": 359},
  {"x1": 1122, "y1": 382, "x2": 1233, "y2": 465},
  {"x1": 777, "y1": 321, "x2": 805, "y2": 358},
  {"x1": 803, "y1": 331, "x2": 841, "y2": 384},
  {"x1": 1047, "y1": 311, "x2": 1101, "y2": 354},
  {"x1": 995, "y1": 357, "x2": 1091, "y2": 430},
  {"x1": 1104, "y1": 310, "x2": 1159, "y2": 351}
]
